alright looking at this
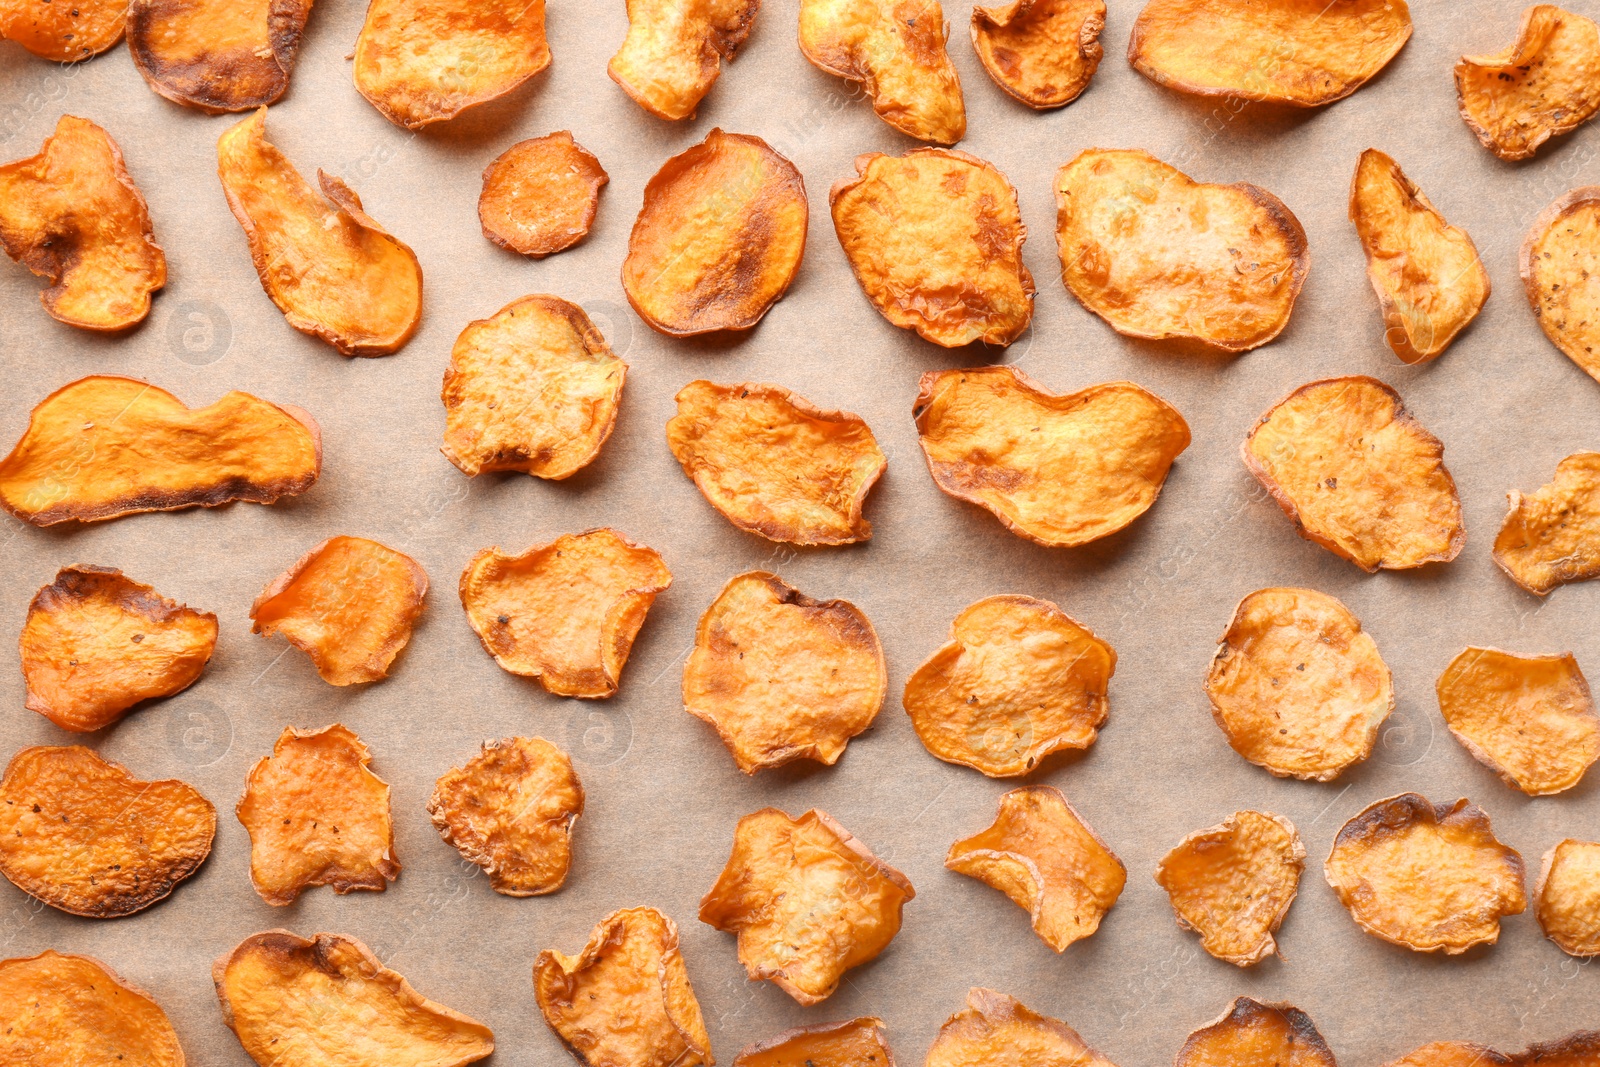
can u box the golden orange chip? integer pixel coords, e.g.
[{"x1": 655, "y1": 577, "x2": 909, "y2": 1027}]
[
  {"x1": 534, "y1": 906, "x2": 712, "y2": 1067},
  {"x1": 0, "y1": 745, "x2": 214, "y2": 918},
  {"x1": 1521, "y1": 186, "x2": 1600, "y2": 385},
  {"x1": 1324, "y1": 793, "x2": 1526, "y2": 953},
  {"x1": 1204, "y1": 587, "x2": 1393, "y2": 782},
  {"x1": 927, "y1": 988, "x2": 1116, "y2": 1067},
  {"x1": 479, "y1": 134, "x2": 607, "y2": 257},
  {"x1": 1381, "y1": 1042, "x2": 1511, "y2": 1067},
  {"x1": 216, "y1": 930, "x2": 494, "y2": 1067},
  {"x1": 1513, "y1": 1034, "x2": 1600, "y2": 1067},
  {"x1": 1494, "y1": 452, "x2": 1600, "y2": 595},
  {"x1": 0, "y1": 951, "x2": 185, "y2": 1066},
  {"x1": 217, "y1": 108, "x2": 422, "y2": 356},
  {"x1": 460, "y1": 528, "x2": 671, "y2": 699},
  {"x1": 0, "y1": 116, "x2": 164, "y2": 331},
  {"x1": 1458, "y1": 6, "x2": 1600, "y2": 160},
  {"x1": 903, "y1": 595, "x2": 1114, "y2": 777},
  {"x1": 127, "y1": 0, "x2": 312, "y2": 112},
  {"x1": 1350, "y1": 149, "x2": 1490, "y2": 364},
  {"x1": 831, "y1": 148, "x2": 1034, "y2": 348},
  {"x1": 736, "y1": 1018, "x2": 895, "y2": 1067},
  {"x1": 1154, "y1": 810, "x2": 1305, "y2": 966},
  {"x1": 427, "y1": 737, "x2": 583, "y2": 896},
  {"x1": 1535, "y1": 839, "x2": 1600, "y2": 957},
  {"x1": 237, "y1": 724, "x2": 399, "y2": 906},
  {"x1": 441, "y1": 295, "x2": 626, "y2": 479},
  {"x1": 1176, "y1": 999, "x2": 1335, "y2": 1067},
  {"x1": 970, "y1": 0, "x2": 1103, "y2": 109},
  {"x1": 609, "y1": 0, "x2": 758, "y2": 120},
  {"x1": 0, "y1": 0, "x2": 122, "y2": 59},
  {"x1": 700, "y1": 808, "x2": 913, "y2": 1005},
  {"x1": 623, "y1": 129, "x2": 806, "y2": 336}
]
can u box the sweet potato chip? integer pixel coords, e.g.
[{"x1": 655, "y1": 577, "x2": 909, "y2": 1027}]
[
  {"x1": 903, "y1": 595, "x2": 1114, "y2": 777},
  {"x1": 0, "y1": 116, "x2": 164, "y2": 330},
  {"x1": 216, "y1": 930, "x2": 493, "y2": 1067},
  {"x1": 0, "y1": 951, "x2": 184, "y2": 1066},
  {"x1": 1324, "y1": 793, "x2": 1526, "y2": 953},
  {"x1": 609, "y1": 0, "x2": 757, "y2": 119},
  {"x1": 127, "y1": 0, "x2": 313, "y2": 111},
  {"x1": 1154, "y1": 810, "x2": 1305, "y2": 966},
  {"x1": 479, "y1": 134, "x2": 607, "y2": 257},
  {"x1": 0, "y1": 0, "x2": 122, "y2": 59},
  {"x1": 1350, "y1": 149, "x2": 1490, "y2": 363},
  {"x1": 1436, "y1": 647, "x2": 1600, "y2": 796},
  {"x1": 427, "y1": 737, "x2": 583, "y2": 896},
  {"x1": 970, "y1": 0, "x2": 1103, "y2": 109},
  {"x1": 1514, "y1": 1034, "x2": 1600, "y2": 1067},
  {"x1": 700, "y1": 808, "x2": 913, "y2": 1005},
  {"x1": 1535, "y1": 839, "x2": 1600, "y2": 957},
  {"x1": 1522, "y1": 187, "x2": 1600, "y2": 385},
  {"x1": 1175, "y1": 999, "x2": 1336, "y2": 1067},
  {"x1": 623, "y1": 129, "x2": 806, "y2": 336},
  {"x1": 1204, "y1": 587, "x2": 1393, "y2": 781},
  {"x1": 1381, "y1": 1042, "x2": 1511, "y2": 1067},
  {"x1": 460, "y1": 528, "x2": 671, "y2": 698},
  {"x1": 736, "y1": 1018, "x2": 895, "y2": 1067},
  {"x1": 1244, "y1": 377, "x2": 1465, "y2": 571},
  {"x1": 22, "y1": 564, "x2": 217, "y2": 732},
  {"x1": 441, "y1": 295, "x2": 625, "y2": 479},
  {"x1": 0, "y1": 745, "x2": 214, "y2": 918},
  {"x1": 683, "y1": 572, "x2": 885, "y2": 774},
  {"x1": 534, "y1": 906, "x2": 711, "y2": 1067},
  {"x1": 217, "y1": 108, "x2": 422, "y2": 355},
  {"x1": 798, "y1": 0, "x2": 965, "y2": 143},
  {"x1": 1054, "y1": 148, "x2": 1307, "y2": 352},
  {"x1": 237, "y1": 724, "x2": 398, "y2": 905},
  {"x1": 831, "y1": 148, "x2": 1034, "y2": 347},
  {"x1": 914, "y1": 366, "x2": 1189, "y2": 548},
  {"x1": 927, "y1": 988, "x2": 1115, "y2": 1067},
  {"x1": 946, "y1": 786, "x2": 1124, "y2": 952},
  {"x1": 1457, "y1": 6, "x2": 1600, "y2": 160},
  {"x1": 1494, "y1": 452, "x2": 1600, "y2": 595}
]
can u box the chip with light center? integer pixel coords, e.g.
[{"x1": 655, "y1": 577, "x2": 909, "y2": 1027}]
[
  {"x1": 0, "y1": 951, "x2": 185, "y2": 1066},
  {"x1": 926, "y1": 987, "x2": 1118, "y2": 1067},
  {"x1": 970, "y1": 0, "x2": 1104, "y2": 109},
  {"x1": 1155, "y1": 810, "x2": 1305, "y2": 966},
  {"x1": 1535, "y1": 839, "x2": 1600, "y2": 957}
]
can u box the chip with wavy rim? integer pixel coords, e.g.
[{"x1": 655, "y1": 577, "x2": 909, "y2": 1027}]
[
  {"x1": 0, "y1": 0, "x2": 123, "y2": 58},
  {"x1": 609, "y1": 0, "x2": 758, "y2": 119},
  {"x1": 127, "y1": 0, "x2": 313, "y2": 112},
  {"x1": 1383, "y1": 1035, "x2": 1600, "y2": 1067},
  {"x1": 1494, "y1": 452, "x2": 1600, "y2": 595},
  {"x1": 1457, "y1": 6, "x2": 1600, "y2": 160},
  {"x1": 970, "y1": 0, "x2": 1103, "y2": 109},
  {"x1": 1176, "y1": 999, "x2": 1336, "y2": 1067},
  {"x1": 1521, "y1": 186, "x2": 1600, "y2": 386},
  {"x1": 479, "y1": 134, "x2": 608, "y2": 257},
  {"x1": 1155, "y1": 810, "x2": 1305, "y2": 967},
  {"x1": 735, "y1": 1017, "x2": 895, "y2": 1067},
  {"x1": 0, "y1": 951, "x2": 185, "y2": 1066},
  {"x1": 927, "y1": 988, "x2": 1117, "y2": 1067},
  {"x1": 1535, "y1": 839, "x2": 1600, "y2": 957}
]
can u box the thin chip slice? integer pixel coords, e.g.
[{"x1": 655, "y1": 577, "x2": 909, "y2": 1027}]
[
  {"x1": 700, "y1": 808, "x2": 914, "y2": 1005},
  {"x1": 1457, "y1": 6, "x2": 1600, "y2": 160},
  {"x1": 0, "y1": 951, "x2": 185, "y2": 1066},
  {"x1": 1494, "y1": 452, "x2": 1600, "y2": 595},
  {"x1": 534, "y1": 907, "x2": 712, "y2": 1067},
  {"x1": 1154, "y1": 810, "x2": 1305, "y2": 966},
  {"x1": 926, "y1": 988, "x2": 1117, "y2": 1067},
  {"x1": 667, "y1": 381, "x2": 885, "y2": 545},
  {"x1": 903, "y1": 595, "x2": 1115, "y2": 777},
  {"x1": 623, "y1": 130, "x2": 806, "y2": 336},
  {"x1": 479, "y1": 134, "x2": 607, "y2": 257},
  {"x1": 216, "y1": 930, "x2": 493, "y2": 1067},
  {"x1": 1175, "y1": 999, "x2": 1336, "y2": 1067},
  {"x1": 1381, "y1": 1042, "x2": 1511, "y2": 1067},
  {"x1": 970, "y1": 0, "x2": 1104, "y2": 109},
  {"x1": 237, "y1": 724, "x2": 399, "y2": 906},
  {"x1": 127, "y1": 0, "x2": 313, "y2": 111},
  {"x1": 1204, "y1": 587, "x2": 1394, "y2": 781},
  {"x1": 1535, "y1": 839, "x2": 1600, "y2": 957},
  {"x1": 0, "y1": 0, "x2": 123, "y2": 59},
  {"x1": 0, "y1": 745, "x2": 214, "y2": 918},
  {"x1": 22, "y1": 564, "x2": 217, "y2": 732},
  {"x1": 250, "y1": 536, "x2": 428, "y2": 686},
  {"x1": 427, "y1": 737, "x2": 583, "y2": 896},
  {"x1": 217, "y1": 107, "x2": 422, "y2": 355},
  {"x1": 1521, "y1": 187, "x2": 1600, "y2": 385},
  {"x1": 946, "y1": 786, "x2": 1125, "y2": 952},
  {"x1": 441, "y1": 295, "x2": 626, "y2": 479},
  {"x1": 1350, "y1": 149, "x2": 1490, "y2": 363},
  {"x1": 460, "y1": 528, "x2": 671, "y2": 698},
  {"x1": 831, "y1": 149, "x2": 1034, "y2": 347},
  {"x1": 914, "y1": 366, "x2": 1190, "y2": 547},
  {"x1": 1512, "y1": 1034, "x2": 1600, "y2": 1067},
  {"x1": 736, "y1": 1018, "x2": 895, "y2": 1067},
  {"x1": 1244, "y1": 376, "x2": 1465, "y2": 571},
  {"x1": 609, "y1": 0, "x2": 758, "y2": 119},
  {"x1": 0, "y1": 116, "x2": 164, "y2": 330},
  {"x1": 1324, "y1": 793, "x2": 1526, "y2": 953}
]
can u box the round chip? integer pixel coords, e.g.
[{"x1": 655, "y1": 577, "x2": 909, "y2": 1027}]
[
  {"x1": 1154, "y1": 810, "x2": 1305, "y2": 966},
  {"x1": 970, "y1": 0, "x2": 1104, "y2": 109},
  {"x1": 1522, "y1": 186, "x2": 1600, "y2": 386},
  {"x1": 926, "y1": 988, "x2": 1117, "y2": 1067},
  {"x1": 1457, "y1": 6, "x2": 1600, "y2": 161},
  {"x1": 608, "y1": 0, "x2": 758, "y2": 119},
  {"x1": 736, "y1": 1018, "x2": 896, "y2": 1067},
  {"x1": 1494, "y1": 452, "x2": 1600, "y2": 595},
  {"x1": 1381, "y1": 1042, "x2": 1511, "y2": 1067},
  {"x1": 0, "y1": 951, "x2": 185, "y2": 1066},
  {"x1": 1535, "y1": 839, "x2": 1600, "y2": 957},
  {"x1": 127, "y1": 0, "x2": 313, "y2": 112},
  {"x1": 1175, "y1": 999, "x2": 1336, "y2": 1067},
  {"x1": 0, "y1": 0, "x2": 124, "y2": 59},
  {"x1": 478, "y1": 134, "x2": 607, "y2": 257}
]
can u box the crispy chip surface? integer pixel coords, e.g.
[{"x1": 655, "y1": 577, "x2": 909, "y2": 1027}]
[
  {"x1": 1494, "y1": 452, "x2": 1600, "y2": 594},
  {"x1": 926, "y1": 988, "x2": 1116, "y2": 1067},
  {"x1": 216, "y1": 930, "x2": 493, "y2": 1067},
  {"x1": 1154, "y1": 810, "x2": 1305, "y2": 966},
  {"x1": 1511, "y1": 1034, "x2": 1600, "y2": 1067},
  {"x1": 217, "y1": 108, "x2": 422, "y2": 355},
  {"x1": 237, "y1": 724, "x2": 399, "y2": 905},
  {"x1": 441, "y1": 295, "x2": 625, "y2": 479},
  {"x1": 127, "y1": 0, "x2": 312, "y2": 111},
  {"x1": 1522, "y1": 186, "x2": 1600, "y2": 385},
  {"x1": 735, "y1": 1018, "x2": 895, "y2": 1067},
  {"x1": 831, "y1": 149, "x2": 1034, "y2": 347},
  {"x1": 609, "y1": 0, "x2": 758, "y2": 119},
  {"x1": 427, "y1": 737, "x2": 583, "y2": 896},
  {"x1": 0, "y1": 745, "x2": 214, "y2": 918},
  {"x1": 1324, "y1": 793, "x2": 1526, "y2": 953},
  {"x1": 1535, "y1": 839, "x2": 1600, "y2": 957},
  {"x1": 479, "y1": 134, "x2": 607, "y2": 257},
  {"x1": 700, "y1": 808, "x2": 913, "y2": 1005},
  {"x1": 0, "y1": 0, "x2": 122, "y2": 58},
  {"x1": 1457, "y1": 6, "x2": 1600, "y2": 160},
  {"x1": 1381, "y1": 1042, "x2": 1511, "y2": 1067},
  {"x1": 460, "y1": 528, "x2": 671, "y2": 698},
  {"x1": 0, "y1": 951, "x2": 184, "y2": 1067},
  {"x1": 1176, "y1": 999, "x2": 1336, "y2": 1067},
  {"x1": 534, "y1": 906, "x2": 712, "y2": 1067},
  {"x1": 971, "y1": 0, "x2": 1103, "y2": 109}
]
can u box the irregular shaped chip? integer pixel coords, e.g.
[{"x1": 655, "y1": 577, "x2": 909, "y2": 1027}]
[
  {"x1": 1522, "y1": 187, "x2": 1600, "y2": 385},
  {"x1": 1513, "y1": 1034, "x2": 1600, "y2": 1067},
  {"x1": 1324, "y1": 793, "x2": 1526, "y2": 953},
  {"x1": 609, "y1": 0, "x2": 758, "y2": 119},
  {"x1": 427, "y1": 737, "x2": 583, "y2": 896},
  {"x1": 1054, "y1": 148, "x2": 1308, "y2": 352},
  {"x1": 798, "y1": 0, "x2": 965, "y2": 143},
  {"x1": 0, "y1": 745, "x2": 214, "y2": 918},
  {"x1": 623, "y1": 129, "x2": 806, "y2": 336},
  {"x1": 1536, "y1": 839, "x2": 1600, "y2": 957},
  {"x1": 1243, "y1": 376, "x2": 1465, "y2": 571},
  {"x1": 700, "y1": 808, "x2": 913, "y2": 1005},
  {"x1": 460, "y1": 528, "x2": 671, "y2": 699},
  {"x1": 1381, "y1": 1042, "x2": 1511, "y2": 1067},
  {"x1": 217, "y1": 108, "x2": 422, "y2": 356},
  {"x1": 237, "y1": 724, "x2": 399, "y2": 906},
  {"x1": 971, "y1": 0, "x2": 1103, "y2": 109},
  {"x1": 441, "y1": 295, "x2": 625, "y2": 479},
  {"x1": 1204, "y1": 587, "x2": 1394, "y2": 781},
  {"x1": 736, "y1": 1018, "x2": 895, "y2": 1067},
  {"x1": 904, "y1": 595, "x2": 1115, "y2": 777},
  {"x1": 831, "y1": 149, "x2": 1034, "y2": 347},
  {"x1": 1457, "y1": 6, "x2": 1600, "y2": 160},
  {"x1": 216, "y1": 930, "x2": 493, "y2": 1067},
  {"x1": 0, "y1": 0, "x2": 123, "y2": 59},
  {"x1": 1495, "y1": 452, "x2": 1600, "y2": 595},
  {"x1": 914, "y1": 366, "x2": 1190, "y2": 547},
  {"x1": 926, "y1": 988, "x2": 1116, "y2": 1067},
  {"x1": 22, "y1": 564, "x2": 217, "y2": 732},
  {"x1": 0, "y1": 116, "x2": 164, "y2": 330},
  {"x1": 479, "y1": 134, "x2": 607, "y2": 257},
  {"x1": 127, "y1": 0, "x2": 313, "y2": 111},
  {"x1": 1154, "y1": 810, "x2": 1305, "y2": 966},
  {"x1": 1175, "y1": 999, "x2": 1336, "y2": 1067},
  {"x1": 534, "y1": 906, "x2": 711, "y2": 1067},
  {"x1": 1350, "y1": 149, "x2": 1490, "y2": 363},
  {"x1": 0, "y1": 951, "x2": 185, "y2": 1066},
  {"x1": 667, "y1": 381, "x2": 884, "y2": 545}
]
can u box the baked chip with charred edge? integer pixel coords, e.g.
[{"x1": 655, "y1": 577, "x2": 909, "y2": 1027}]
[
  {"x1": 1521, "y1": 187, "x2": 1600, "y2": 386},
  {"x1": 926, "y1": 988, "x2": 1118, "y2": 1067},
  {"x1": 0, "y1": 951, "x2": 185, "y2": 1066},
  {"x1": 1457, "y1": 6, "x2": 1600, "y2": 161},
  {"x1": 1495, "y1": 452, "x2": 1600, "y2": 595},
  {"x1": 735, "y1": 1017, "x2": 895, "y2": 1067},
  {"x1": 1175, "y1": 999, "x2": 1336, "y2": 1067},
  {"x1": 0, "y1": 745, "x2": 215, "y2": 918},
  {"x1": 609, "y1": 0, "x2": 759, "y2": 120},
  {"x1": 127, "y1": 0, "x2": 314, "y2": 112},
  {"x1": 479, "y1": 134, "x2": 608, "y2": 257},
  {"x1": 1535, "y1": 839, "x2": 1600, "y2": 957},
  {"x1": 1380, "y1": 1042, "x2": 1512, "y2": 1067},
  {"x1": 1513, "y1": 1033, "x2": 1600, "y2": 1067},
  {"x1": 971, "y1": 0, "x2": 1103, "y2": 109},
  {"x1": 1324, "y1": 793, "x2": 1526, "y2": 954},
  {"x1": 0, "y1": 0, "x2": 123, "y2": 59}
]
